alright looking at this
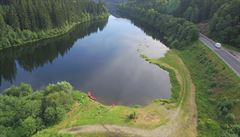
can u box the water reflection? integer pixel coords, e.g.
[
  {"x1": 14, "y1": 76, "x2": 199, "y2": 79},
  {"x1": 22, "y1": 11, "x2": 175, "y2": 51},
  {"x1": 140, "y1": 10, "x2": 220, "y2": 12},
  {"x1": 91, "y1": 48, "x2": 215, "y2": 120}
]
[
  {"x1": 0, "y1": 19, "x2": 108, "y2": 85},
  {"x1": 0, "y1": 16, "x2": 171, "y2": 105}
]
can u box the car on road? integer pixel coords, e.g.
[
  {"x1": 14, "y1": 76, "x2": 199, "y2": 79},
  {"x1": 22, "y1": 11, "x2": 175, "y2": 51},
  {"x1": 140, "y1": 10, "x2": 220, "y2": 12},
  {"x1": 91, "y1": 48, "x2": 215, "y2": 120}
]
[{"x1": 215, "y1": 43, "x2": 222, "y2": 49}]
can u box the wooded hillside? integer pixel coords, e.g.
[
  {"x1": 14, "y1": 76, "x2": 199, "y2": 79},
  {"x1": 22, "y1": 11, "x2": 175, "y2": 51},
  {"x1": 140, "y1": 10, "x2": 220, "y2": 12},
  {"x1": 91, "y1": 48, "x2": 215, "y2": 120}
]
[
  {"x1": 123, "y1": 0, "x2": 240, "y2": 48},
  {"x1": 0, "y1": 0, "x2": 108, "y2": 49}
]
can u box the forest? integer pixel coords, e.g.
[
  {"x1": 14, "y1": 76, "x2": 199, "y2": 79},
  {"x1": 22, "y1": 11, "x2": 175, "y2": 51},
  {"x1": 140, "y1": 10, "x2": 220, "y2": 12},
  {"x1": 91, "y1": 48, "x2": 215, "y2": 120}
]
[
  {"x1": 0, "y1": 0, "x2": 108, "y2": 49},
  {"x1": 119, "y1": 2, "x2": 199, "y2": 49},
  {"x1": 122, "y1": 0, "x2": 240, "y2": 48}
]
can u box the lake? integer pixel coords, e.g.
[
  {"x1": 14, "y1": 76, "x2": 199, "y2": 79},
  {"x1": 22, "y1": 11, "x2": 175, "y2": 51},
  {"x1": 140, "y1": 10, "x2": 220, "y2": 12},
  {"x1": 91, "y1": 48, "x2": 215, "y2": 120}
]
[{"x1": 0, "y1": 15, "x2": 171, "y2": 105}]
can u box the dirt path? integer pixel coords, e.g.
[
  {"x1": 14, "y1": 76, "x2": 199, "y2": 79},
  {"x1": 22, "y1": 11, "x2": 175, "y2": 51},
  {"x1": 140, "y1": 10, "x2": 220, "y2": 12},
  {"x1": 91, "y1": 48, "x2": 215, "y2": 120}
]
[{"x1": 60, "y1": 53, "x2": 197, "y2": 137}]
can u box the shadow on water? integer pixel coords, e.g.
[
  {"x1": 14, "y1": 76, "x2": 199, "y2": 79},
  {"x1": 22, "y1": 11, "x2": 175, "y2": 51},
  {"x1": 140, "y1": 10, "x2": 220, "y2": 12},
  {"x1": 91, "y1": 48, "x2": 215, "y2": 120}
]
[
  {"x1": 0, "y1": 18, "x2": 108, "y2": 85},
  {"x1": 120, "y1": 14, "x2": 166, "y2": 44}
]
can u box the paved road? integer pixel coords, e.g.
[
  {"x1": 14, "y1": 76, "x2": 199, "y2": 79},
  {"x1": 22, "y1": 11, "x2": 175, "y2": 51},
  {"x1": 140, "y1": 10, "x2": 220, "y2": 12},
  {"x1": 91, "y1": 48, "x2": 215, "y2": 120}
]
[{"x1": 199, "y1": 34, "x2": 240, "y2": 76}]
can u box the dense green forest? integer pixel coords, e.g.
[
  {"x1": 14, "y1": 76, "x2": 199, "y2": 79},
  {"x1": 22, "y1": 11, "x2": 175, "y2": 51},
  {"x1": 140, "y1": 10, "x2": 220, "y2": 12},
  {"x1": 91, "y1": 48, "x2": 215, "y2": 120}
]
[
  {"x1": 209, "y1": 0, "x2": 240, "y2": 48},
  {"x1": 122, "y1": 0, "x2": 240, "y2": 48},
  {"x1": 119, "y1": 3, "x2": 199, "y2": 48},
  {"x1": 0, "y1": 82, "x2": 77, "y2": 137},
  {"x1": 0, "y1": 0, "x2": 108, "y2": 50}
]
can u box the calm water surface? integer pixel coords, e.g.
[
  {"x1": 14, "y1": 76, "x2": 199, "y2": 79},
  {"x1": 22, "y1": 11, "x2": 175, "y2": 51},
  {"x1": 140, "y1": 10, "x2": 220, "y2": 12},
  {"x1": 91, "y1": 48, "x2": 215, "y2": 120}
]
[{"x1": 0, "y1": 16, "x2": 171, "y2": 105}]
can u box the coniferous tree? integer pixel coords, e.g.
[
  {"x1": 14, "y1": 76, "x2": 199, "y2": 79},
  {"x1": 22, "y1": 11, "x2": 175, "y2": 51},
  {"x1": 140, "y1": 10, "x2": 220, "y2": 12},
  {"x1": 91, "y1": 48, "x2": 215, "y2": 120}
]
[{"x1": 0, "y1": 0, "x2": 108, "y2": 49}]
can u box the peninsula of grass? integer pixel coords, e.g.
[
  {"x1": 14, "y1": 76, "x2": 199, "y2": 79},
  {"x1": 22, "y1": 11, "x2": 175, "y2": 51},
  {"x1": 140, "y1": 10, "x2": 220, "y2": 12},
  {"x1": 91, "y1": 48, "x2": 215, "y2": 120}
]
[{"x1": 32, "y1": 48, "x2": 197, "y2": 137}]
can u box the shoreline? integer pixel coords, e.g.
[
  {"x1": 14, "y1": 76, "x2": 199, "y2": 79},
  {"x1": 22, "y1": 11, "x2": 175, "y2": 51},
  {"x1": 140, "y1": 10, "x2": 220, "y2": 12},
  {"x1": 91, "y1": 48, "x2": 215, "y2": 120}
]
[{"x1": 0, "y1": 14, "x2": 109, "y2": 51}]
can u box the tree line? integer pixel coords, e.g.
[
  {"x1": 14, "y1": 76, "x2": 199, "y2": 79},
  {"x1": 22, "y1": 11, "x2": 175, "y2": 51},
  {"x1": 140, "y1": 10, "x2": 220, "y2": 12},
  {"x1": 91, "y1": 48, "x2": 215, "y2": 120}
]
[
  {"x1": 122, "y1": 0, "x2": 240, "y2": 48},
  {"x1": 0, "y1": 0, "x2": 108, "y2": 49},
  {"x1": 119, "y1": 4, "x2": 199, "y2": 49},
  {"x1": 173, "y1": 0, "x2": 239, "y2": 47},
  {"x1": 209, "y1": 0, "x2": 240, "y2": 48}
]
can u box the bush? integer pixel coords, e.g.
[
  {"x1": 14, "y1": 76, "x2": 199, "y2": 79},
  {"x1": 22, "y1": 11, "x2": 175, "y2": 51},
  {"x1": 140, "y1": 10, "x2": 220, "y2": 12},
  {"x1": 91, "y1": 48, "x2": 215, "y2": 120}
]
[
  {"x1": 127, "y1": 112, "x2": 137, "y2": 120},
  {"x1": 45, "y1": 81, "x2": 73, "y2": 95},
  {"x1": 217, "y1": 99, "x2": 235, "y2": 122},
  {"x1": 3, "y1": 83, "x2": 33, "y2": 97},
  {"x1": 225, "y1": 113, "x2": 236, "y2": 123},
  {"x1": 43, "y1": 107, "x2": 64, "y2": 125},
  {"x1": 170, "y1": 40, "x2": 180, "y2": 48},
  {"x1": 19, "y1": 117, "x2": 40, "y2": 137},
  {"x1": 206, "y1": 119, "x2": 219, "y2": 130}
]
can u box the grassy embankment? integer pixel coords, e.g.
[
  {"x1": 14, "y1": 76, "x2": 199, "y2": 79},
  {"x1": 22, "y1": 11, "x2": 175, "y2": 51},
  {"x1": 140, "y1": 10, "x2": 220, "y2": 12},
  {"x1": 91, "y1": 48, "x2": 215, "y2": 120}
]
[
  {"x1": 177, "y1": 41, "x2": 240, "y2": 137},
  {"x1": 0, "y1": 13, "x2": 108, "y2": 51},
  {"x1": 33, "y1": 48, "x2": 194, "y2": 136}
]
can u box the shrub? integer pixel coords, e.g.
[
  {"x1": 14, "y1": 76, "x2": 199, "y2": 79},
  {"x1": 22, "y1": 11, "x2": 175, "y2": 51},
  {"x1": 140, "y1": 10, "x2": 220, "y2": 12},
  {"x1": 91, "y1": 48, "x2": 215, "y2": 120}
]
[
  {"x1": 43, "y1": 107, "x2": 65, "y2": 126},
  {"x1": 3, "y1": 83, "x2": 33, "y2": 97},
  {"x1": 19, "y1": 117, "x2": 40, "y2": 137},
  {"x1": 170, "y1": 40, "x2": 180, "y2": 48},
  {"x1": 225, "y1": 113, "x2": 236, "y2": 123},
  {"x1": 206, "y1": 119, "x2": 219, "y2": 130},
  {"x1": 217, "y1": 99, "x2": 234, "y2": 117},
  {"x1": 127, "y1": 112, "x2": 137, "y2": 120}
]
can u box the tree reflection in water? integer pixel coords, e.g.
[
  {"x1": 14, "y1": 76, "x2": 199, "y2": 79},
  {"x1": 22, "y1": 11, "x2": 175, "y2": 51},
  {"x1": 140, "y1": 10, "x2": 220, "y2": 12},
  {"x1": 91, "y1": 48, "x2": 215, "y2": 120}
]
[{"x1": 0, "y1": 18, "x2": 108, "y2": 85}]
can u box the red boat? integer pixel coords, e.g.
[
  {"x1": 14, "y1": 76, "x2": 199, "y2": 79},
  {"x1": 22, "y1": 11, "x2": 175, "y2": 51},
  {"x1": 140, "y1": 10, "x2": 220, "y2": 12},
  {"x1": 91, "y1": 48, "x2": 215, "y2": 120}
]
[{"x1": 87, "y1": 91, "x2": 97, "y2": 101}]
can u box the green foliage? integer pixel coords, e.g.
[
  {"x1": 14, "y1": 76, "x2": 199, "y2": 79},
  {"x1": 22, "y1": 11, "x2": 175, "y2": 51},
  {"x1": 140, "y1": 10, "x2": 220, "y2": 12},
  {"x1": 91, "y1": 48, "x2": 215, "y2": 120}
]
[
  {"x1": 0, "y1": 82, "x2": 76, "y2": 137},
  {"x1": 178, "y1": 41, "x2": 240, "y2": 136},
  {"x1": 209, "y1": 0, "x2": 240, "y2": 47},
  {"x1": 127, "y1": 112, "x2": 137, "y2": 120},
  {"x1": 170, "y1": 40, "x2": 180, "y2": 48},
  {"x1": 19, "y1": 117, "x2": 41, "y2": 137},
  {"x1": 0, "y1": 0, "x2": 108, "y2": 49},
  {"x1": 43, "y1": 107, "x2": 65, "y2": 126},
  {"x1": 0, "y1": 12, "x2": 6, "y2": 38},
  {"x1": 3, "y1": 83, "x2": 33, "y2": 97},
  {"x1": 183, "y1": 6, "x2": 199, "y2": 22},
  {"x1": 119, "y1": 4, "x2": 199, "y2": 49},
  {"x1": 217, "y1": 99, "x2": 234, "y2": 117},
  {"x1": 123, "y1": 0, "x2": 239, "y2": 48},
  {"x1": 123, "y1": 0, "x2": 226, "y2": 22}
]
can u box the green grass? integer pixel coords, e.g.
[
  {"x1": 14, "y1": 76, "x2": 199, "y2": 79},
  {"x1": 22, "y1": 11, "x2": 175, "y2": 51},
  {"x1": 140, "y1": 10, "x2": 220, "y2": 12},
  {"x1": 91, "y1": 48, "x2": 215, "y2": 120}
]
[
  {"x1": 55, "y1": 93, "x2": 172, "y2": 130},
  {"x1": 56, "y1": 92, "x2": 134, "y2": 128},
  {"x1": 141, "y1": 52, "x2": 182, "y2": 104},
  {"x1": 142, "y1": 50, "x2": 192, "y2": 109},
  {"x1": 177, "y1": 41, "x2": 240, "y2": 137}
]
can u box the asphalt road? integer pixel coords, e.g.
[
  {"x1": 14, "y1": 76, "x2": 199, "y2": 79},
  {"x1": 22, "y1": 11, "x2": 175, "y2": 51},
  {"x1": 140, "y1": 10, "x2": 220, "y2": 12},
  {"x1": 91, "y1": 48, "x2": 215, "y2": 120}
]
[{"x1": 199, "y1": 34, "x2": 240, "y2": 76}]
